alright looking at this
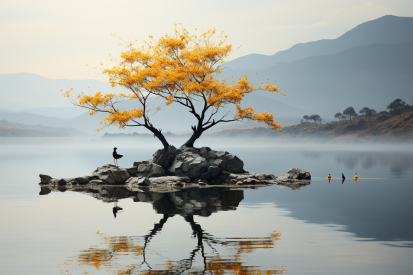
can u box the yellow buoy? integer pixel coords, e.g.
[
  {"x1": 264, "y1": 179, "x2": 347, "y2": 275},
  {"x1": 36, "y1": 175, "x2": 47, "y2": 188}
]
[{"x1": 355, "y1": 173, "x2": 358, "y2": 181}]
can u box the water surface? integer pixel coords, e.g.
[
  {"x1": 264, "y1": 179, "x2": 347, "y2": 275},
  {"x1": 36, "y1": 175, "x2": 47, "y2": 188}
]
[{"x1": 0, "y1": 138, "x2": 412, "y2": 274}]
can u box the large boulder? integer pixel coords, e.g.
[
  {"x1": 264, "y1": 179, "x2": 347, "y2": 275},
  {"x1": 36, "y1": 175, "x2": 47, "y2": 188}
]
[
  {"x1": 145, "y1": 163, "x2": 166, "y2": 178},
  {"x1": 279, "y1": 168, "x2": 311, "y2": 180},
  {"x1": 152, "y1": 145, "x2": 180, "y2": 169},
  {"x1": 187, "y1": 156, "x2": 209, "y2": 178},
  {"x1": 93, "y1": 164, "x2": 130, "y2": 184},
  {"x1": 222, "y1": 153, "x2": 244, "y2": 173}
]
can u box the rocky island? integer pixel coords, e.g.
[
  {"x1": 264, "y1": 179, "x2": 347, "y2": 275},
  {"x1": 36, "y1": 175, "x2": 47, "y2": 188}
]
[{"x1": 39, "y1": 146, "x2": 311, "y2": 192}]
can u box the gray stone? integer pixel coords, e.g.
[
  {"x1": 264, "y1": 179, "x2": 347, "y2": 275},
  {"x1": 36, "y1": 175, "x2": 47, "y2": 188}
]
[
  {"x1": 146, "y1": 163, "x2": 166, "y2": 178},
  {"x1": 125, "y1": 166, "x2": 138, "y2": 175},
  {"x1": 168, "y1": 160, "x2": 183, "y2": 173},
  {"x1": 39, "y1": 174, "x2": 52, "y2": 184},
  {"x1": 208, "y1": 150, "x2": 218, "y2": 159},
  {"x1": 133, "y1": 160, "x2": 149, "y2": 167},
  {"x1": 209, "y1": 166, "x2": 221, "y2": 178},
  {"x1": 75, "y1": 176, "x2": 89, "y2": 184},
  {"x1": 93, "y1": 165, "x2": 130, "y2": 184},
  {"x1": 150, "y1": 176, "x2": 185, "y2": 185},
  {"x1": 89, "y1": 180, "x2": 107, "y2": 185},
  {"x1": 200, "y1": 171, "x2": 211, "y2": 180},
  {"x1": 152, "y1": 145, "x2": 179, "y2": 169},
  {"x1": 211, "y1": 159, "x2": 223, "y2": 167},
  {"x1": 187, "y1": 156, "x2": 208, "y2": 178},
  {"x1": 182, "y1": 157, "x2": 195, "y2": 172},
  {"x1": 138, "y1": 164, "x2": 148, "y2": 173},
  {"x1": 215, "y1": 151, "x2": 227, "y2": 158},
  {"x1": 222, "y1": 154, "x2": 244, "y2": 173},
  {"x1": 80, "y1": 172, "x2": 96, "y2": 181},
  {"x1": 137, "y1": 177, "x2": 150, "y2": 186},
  {"x1": 133, "y1": 161, "x2": 143, "y2": 167},
  {"x1": 200, "y1": 147, "x2": 211, "y2": 157},
  {"x1": 282, "y1": 168, "x2": 311, "y2": 180},
  {"x1": 93, "y1": 166, "x2": 115, "y2": 184}
]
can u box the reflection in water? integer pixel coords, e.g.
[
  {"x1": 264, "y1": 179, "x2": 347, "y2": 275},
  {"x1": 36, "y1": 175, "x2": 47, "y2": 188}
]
[
  {"x1": 42, "y1": 186, "x2": 285, "y2": 274},
  {"x1": 113, "y1": 202, "x2": 123, "y2": 218},
  {"x1": 60, "y1": 226, "x2": 284, "y2": 274}
]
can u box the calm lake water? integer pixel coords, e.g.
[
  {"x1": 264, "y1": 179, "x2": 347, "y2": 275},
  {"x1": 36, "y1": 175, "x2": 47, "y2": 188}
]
[{"x1": 1, "y1": 138, "x2": 412, "y2": 275}]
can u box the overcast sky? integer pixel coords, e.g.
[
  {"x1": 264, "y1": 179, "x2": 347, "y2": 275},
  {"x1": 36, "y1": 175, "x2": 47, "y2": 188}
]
[{"x1": 1, "y1": 0, "x2": 412, "y2": 80}]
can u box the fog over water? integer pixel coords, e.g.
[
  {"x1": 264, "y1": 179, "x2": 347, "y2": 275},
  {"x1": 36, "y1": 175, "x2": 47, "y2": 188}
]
[{"x1": 0, "y1": 137, "x2": 412, "y2": 274}]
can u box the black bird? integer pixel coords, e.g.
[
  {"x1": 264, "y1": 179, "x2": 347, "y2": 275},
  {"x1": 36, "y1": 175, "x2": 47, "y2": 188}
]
[
  {"x1": 113, "y1": 147, "x2": 123, "y2": 167},
  {"x1": 113, "y1": 206, "x2": 123, "y2": 218}
]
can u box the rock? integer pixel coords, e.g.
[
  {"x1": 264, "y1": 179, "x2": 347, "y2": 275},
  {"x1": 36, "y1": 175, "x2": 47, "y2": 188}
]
[
  {"x1": 89, "y1": 179, "x2": 106, "y2": 185},
  {"x1": 200, "y1": 171, "x2": 211, "y2": 180},
  {"x1": 133, "y1": 160, "x2": 149, "y2": 167},
  {"x1": 80, "y1": 172, "x2": 96, "y2": 181},
  {"x1": 93, "y1": 164, "x2": 130, "y2": 184},
  {"x1": 187, "y1": 156, "x2": 208, "y2": 178},
  {"x1": 39, "y1": 174, "x2": 52, "y2": 184},
  {"x1": 182, "y1": 157, "x2": 195, "y2": 172},
  {"x1": 222, "y1": 154, "x2": 244, "y2": 173},
  {"x1": 125, "y1": 166, "x2": 138, "y2": 176},
  {"x1": 209, "y1": 166, "x2": 221, "y2": 178},
  {"x1": 168, "y1": 160, "x2": 183, "y2": 173},
  {"x1": 146, "y1": 163, "x2": 166, "y2": 178},
  {"x1": 152, "y1": 145, "x2": 179, "y2": 169},
  {"x1": 126, "y1": 177, "x2": 150, "y2": 187},
  {"x1": 200, "y1": 147, "x2": 211, "y2": 157},
  {"x1": 280, "y1": 168, "x2": 311, "y2": 180},
  {"x1": 75, "y1": 176, "x2": 89, "y2": 185},
  {"x1": 149, "y1": 176, "x2": 187, "y2": 185},
  {"x1": 138, "y1": 164, "x2": 148, "y2": 173}
]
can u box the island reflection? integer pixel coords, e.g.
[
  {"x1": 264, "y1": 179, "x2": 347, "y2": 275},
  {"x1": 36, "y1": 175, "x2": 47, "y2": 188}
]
[{"x1": 41, "y1": 185, "x2": 286, "y2": 274}]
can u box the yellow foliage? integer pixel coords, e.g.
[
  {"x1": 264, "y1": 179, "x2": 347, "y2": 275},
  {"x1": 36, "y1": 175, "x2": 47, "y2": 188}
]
[{"x1": 65, "y1": 26, "x2": 283, "y2": 132}]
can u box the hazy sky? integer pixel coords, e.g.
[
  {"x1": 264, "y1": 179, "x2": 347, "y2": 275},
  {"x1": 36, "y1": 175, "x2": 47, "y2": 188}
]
[{"x1": 1, "y1": 0, "x2": 412, "y2": 80}]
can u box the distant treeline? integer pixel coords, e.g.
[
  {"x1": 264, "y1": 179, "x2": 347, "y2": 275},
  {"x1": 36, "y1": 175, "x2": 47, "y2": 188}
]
[{"x1": 302, "y1": 98, "x2": 411, "y2": 125}]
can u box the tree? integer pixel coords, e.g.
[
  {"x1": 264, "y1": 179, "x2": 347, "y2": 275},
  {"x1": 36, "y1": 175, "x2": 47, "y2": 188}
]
[
  {"x1": 309, "y1": 114, "x2": 322, "y2": 124},
  {"x1": 359, "y1": 107, "x2": 377, "y2": 120},
  {"x1": 343, "y1": 106, "x2": 358, "y2": 123},
  {"x1": 303, "y1": 115, "x2": 310, "y2": 122},
  {"x1": 64, "y1": 26, "x2": 284, "y2": 149},
  {"x1": 334, "y1": 112, "x2": 343, "y2": 121},
  {"x1": 387, "y1": 98, "x2": 409, "y2": 118}
]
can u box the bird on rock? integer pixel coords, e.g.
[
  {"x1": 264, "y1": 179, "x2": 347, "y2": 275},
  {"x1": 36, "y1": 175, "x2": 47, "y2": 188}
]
[{"x1": 113, "y1": 147, "x2": 123, "y2": 167}]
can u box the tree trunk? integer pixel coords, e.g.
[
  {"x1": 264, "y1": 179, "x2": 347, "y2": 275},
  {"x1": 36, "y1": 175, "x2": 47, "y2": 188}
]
[
  {"x1": 181, "y1": 128, "x2": 203, "y2": 148},
  {"x1": 146, "y1": 125, "x2": 169, "y2": 150}
]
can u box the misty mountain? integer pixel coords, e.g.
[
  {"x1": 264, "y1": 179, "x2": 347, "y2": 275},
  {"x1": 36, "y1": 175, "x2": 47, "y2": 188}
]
[
  {"x1": 0, "y1": 100, "x2": 31, "y2": 111},
  {"x1": 21, "y1": 106, "x2": 87, "y2": 119},
  {"x1": 0, "y1": 91, "x2": 305, "y2": 134},
  {"x1": 0, "y1": 72, "x2": 125, "y2": 108},
  {"x1": 226, "y1": 15, "x2": 413, "y2": 70},
  {"x1": 222, "y1": 43, "x2": 413, "y2": 118}
]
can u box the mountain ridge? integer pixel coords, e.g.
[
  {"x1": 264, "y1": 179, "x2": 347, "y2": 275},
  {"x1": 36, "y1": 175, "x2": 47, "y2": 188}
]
[{"x1": 226, "y1": 15, "x2": 413, "y2": 70}]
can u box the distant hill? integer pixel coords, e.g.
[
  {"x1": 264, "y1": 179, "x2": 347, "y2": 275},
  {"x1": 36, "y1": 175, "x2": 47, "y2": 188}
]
[
  {"x1": 226, "y1": 15, "x2": 413, "y2": 70},
  {"x1": 0, "y1": 119, "x2": 82, "y2": 136},
  {"x1": 221, "y1": 43, "x2": 413, "y2": 118},
  {"x1": 0, "y1": 72, "x2": 125, "y2": 108},
  {"x1": 205, "y1": 107, "x2": 413, "y2": 143},
  {"x1": 0, "y1": 80, "x2": 306, "y2": 134}
]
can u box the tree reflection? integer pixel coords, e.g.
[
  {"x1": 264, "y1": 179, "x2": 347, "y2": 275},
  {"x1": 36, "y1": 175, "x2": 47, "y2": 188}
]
[{"x1": 56, "y1": 187, "x2": 285, "y2": 275}]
